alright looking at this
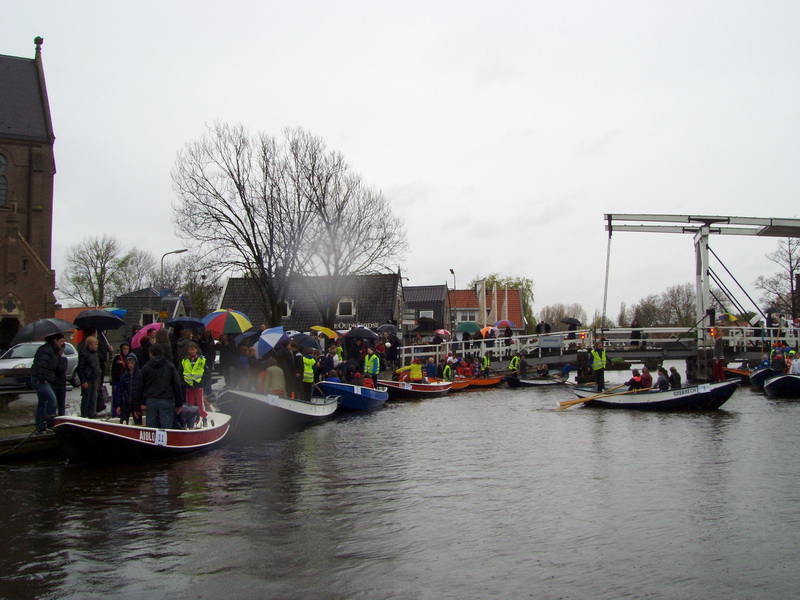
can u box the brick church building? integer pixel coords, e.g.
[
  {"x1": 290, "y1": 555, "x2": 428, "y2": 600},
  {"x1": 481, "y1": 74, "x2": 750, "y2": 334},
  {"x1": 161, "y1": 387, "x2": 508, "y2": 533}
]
[{"x1": 0, "y1": 38, "x2": 58, "y2": 349}]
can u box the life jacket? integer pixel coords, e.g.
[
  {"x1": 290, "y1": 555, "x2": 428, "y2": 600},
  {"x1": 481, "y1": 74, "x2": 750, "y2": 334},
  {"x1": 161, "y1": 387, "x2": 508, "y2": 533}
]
[
  {"x1": 364, "y1": 353, "x2": 380, "y2": 375},
  {"x1": 181, "y1": 356, "x2": 206, "y2": 387},
  {"x1": 443, "y1": 364, "x2": 452, "y2": 381},
  {"x1": 482, "y1": 354, "x2": 491, "y2": 369},
  {"x1": 302, "y1": 356, "x2": 315, "y2": 383},
  {"x1": 509, "y1": 356, "x2": 520, "y2": 372},
  {"x1": 397, "y1": 362, "x2": 423, "y2": 380},
  {"x1": 590, "y1": 349, "x2": 607, "y2": 371}
]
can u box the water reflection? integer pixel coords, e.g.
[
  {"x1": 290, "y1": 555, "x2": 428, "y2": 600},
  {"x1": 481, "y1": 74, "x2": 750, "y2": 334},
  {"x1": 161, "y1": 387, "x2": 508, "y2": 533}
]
[{"x1": 1, "y1": 385, "x2": 800, "y2": 599}]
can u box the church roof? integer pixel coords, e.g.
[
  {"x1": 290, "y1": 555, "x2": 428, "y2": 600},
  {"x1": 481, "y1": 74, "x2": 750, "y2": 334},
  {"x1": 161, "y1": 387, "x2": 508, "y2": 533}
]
[{"x1": 0, "y1": 51, "x2": 53, "y2": 143}]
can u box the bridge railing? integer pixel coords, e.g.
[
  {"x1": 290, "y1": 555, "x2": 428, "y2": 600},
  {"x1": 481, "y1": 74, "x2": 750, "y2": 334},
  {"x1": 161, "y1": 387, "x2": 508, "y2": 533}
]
[{"x1": 396, "y1": 326, "x2": 800, "y2": 366}]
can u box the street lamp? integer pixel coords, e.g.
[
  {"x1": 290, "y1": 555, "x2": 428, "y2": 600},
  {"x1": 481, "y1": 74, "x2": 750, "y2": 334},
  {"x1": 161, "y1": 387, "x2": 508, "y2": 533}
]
[
  {"x1": 160, "y1": 248, "x2": 188, "y2": 293},
  {"x1": 449, "y1": 268, "x2": 456, "y2": 331}
]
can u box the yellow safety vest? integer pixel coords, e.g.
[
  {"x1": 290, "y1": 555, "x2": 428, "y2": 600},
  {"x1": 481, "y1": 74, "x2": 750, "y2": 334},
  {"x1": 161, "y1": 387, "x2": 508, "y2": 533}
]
[
  {"x1": 397, "y1": 363, "x2": 423, "y2": 380},
  {"x1": 181, "y1": 356, "x2": 207, "y2": 386},
  {"x1": 590, "y1": 349, "x2": 607, "y2": 371},
  {"x1": 443, "y1": 364, "x2": 452, "y2": 381},
  {"x1": 509, "y1": 356, "x2": 520, "y2": 371},
  {"x1": 482, "y1": 354, "x2": 491, "y2": 369},
  {"x1": 302, "y1": 356, "x2": 315, "y2": 383},
  {"x1": 364, "y1": 354, "x2": 380, "y2": 375}
]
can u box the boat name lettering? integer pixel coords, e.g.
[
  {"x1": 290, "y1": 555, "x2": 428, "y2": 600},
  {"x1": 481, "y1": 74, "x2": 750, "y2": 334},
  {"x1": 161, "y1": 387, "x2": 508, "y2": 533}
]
[
  {"x1": 673, "y1": 387, "x2": 698, "y2": 397},
  {"x1": 139, "y1": 430, "x2": 155, "y2": 443}
]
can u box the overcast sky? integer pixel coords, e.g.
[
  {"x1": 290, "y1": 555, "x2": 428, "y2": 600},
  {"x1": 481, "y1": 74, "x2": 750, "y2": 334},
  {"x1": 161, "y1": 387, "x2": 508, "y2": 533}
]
[{"x1": 4, "y1": 1, "x2": 799, "y2": 320}]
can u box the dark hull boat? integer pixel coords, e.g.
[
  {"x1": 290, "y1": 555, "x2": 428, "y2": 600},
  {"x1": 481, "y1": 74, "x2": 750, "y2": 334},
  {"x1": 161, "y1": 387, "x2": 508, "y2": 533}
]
[
  {"x1": 763, "y1": 374, "x2": 800, "y2": 399},
  {"x1": 568, "y1": 379, "x2": 740, "y2": 411},
  {"x1": 53, "y1": 413, "x2": 231, "y2": 463},
  {"x1": 218, "y1": 389, "x2": 338, "y2": 440},
  {"x1": 316, "y1": 381, "x2": 388, "y2": 410},
  {"x1": 377, "y1": 379, "x2": 452, "y2": 400},
  {"x1": 749, "y1": 366, "x2": 773, "y2": 391}
]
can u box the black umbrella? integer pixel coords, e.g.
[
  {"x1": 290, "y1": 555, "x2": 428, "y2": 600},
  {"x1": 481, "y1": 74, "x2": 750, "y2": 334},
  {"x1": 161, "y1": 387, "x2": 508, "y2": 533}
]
[
  {"x1": 376, "y1": 323, "x2": 398, "y2": 334},
  {"x1": 234, "y1": 330, "x2": 261, "y2": 347},
  {"x1": 561, "y1": 317, "x2": 582, "y2": 326},
  {"x1": 73, "y1": 309, "x2": 126, "y2": 331},
  {"x1": 291, "y1": 333, "x2": 321, "y2": 350},
  {"x1": 345, "y1": 326, "x2": 378, "y2": 339},
  {"x1": 11, "y1": 318, "x2": 75, "y2": 346},
  {"x1": 166, "y1": 316, "x2": 206, "y2": 329}
]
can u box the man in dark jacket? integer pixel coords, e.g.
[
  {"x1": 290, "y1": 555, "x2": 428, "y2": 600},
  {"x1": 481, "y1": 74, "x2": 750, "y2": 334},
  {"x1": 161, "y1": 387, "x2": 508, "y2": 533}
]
[
  {"x1": 134, "y1": 343, "x2": 183, "y2": 429},
  {"x1": 77, "y1": 336, "x2": 100, "y2": 418},
  {"x1": 31, "y1": 333, "x2": 65, "y2": 432}
]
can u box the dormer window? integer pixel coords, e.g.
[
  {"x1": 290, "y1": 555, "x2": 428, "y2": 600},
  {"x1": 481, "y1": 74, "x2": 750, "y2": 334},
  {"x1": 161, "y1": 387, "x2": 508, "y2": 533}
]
[
  {"x1": 280, "y1": 301, "x2": 291, "y2": 318},
  {"x1": 337, "y1": 299, "x2": 355, "y2": 317}
]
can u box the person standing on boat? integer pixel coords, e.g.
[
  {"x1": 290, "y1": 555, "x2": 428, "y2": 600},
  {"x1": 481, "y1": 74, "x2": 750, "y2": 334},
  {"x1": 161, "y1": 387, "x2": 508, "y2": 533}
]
[
  {"x1": 771, "y1": 349, "x2": 786, "y2": 374},
  {"x1": 668, "y1": 366, "x2": 682, "y2": 389},
  {"x1": 363, "y1": 346, "x2": 380, "y2": 386},
  {"x1": 481, "y1": 351, "x2": 492, "y2": 376},
  {"x1": 590, "y1": 339, "x2": 607, "y2": 392},
  {"x1": 134, "y1": 343, "x2": 184, "y2": 429},
  {"x1": 31, "y1": 332, "x2": 65, "y2": 433},
  {"x1": 396, "y1": 358, "x2": 423, "y2": 382},
  {"x1": 181, "y1": 343, "x2": 208, "y2": 427},
  {"x1": 77, "y1": 336, "x2": 101, "y2": 418},
  {"x1": 301, "y1": 348, "x2": 317, "y2": 401}
]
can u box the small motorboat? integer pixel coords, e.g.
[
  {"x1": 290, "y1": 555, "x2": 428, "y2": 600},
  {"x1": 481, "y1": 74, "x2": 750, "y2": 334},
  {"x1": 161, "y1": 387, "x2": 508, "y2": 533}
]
[
  {"x1": 560, "y1": 379, "x2": 741, "y2": 411},
  {"x1": 53, "y1": 412, "x2": 232, "y2": 462},
  {"x1": 749, "y1": 366, "x2": 773, "y2": 391},
  {"x1": 316, "y1": 381, "x2": 388, "y2": 410},
  {"x1": 763, "y1": 374, "x2": 800, "y2": 399},
  {"x1": 505, "y1": 374, "x2": 567, "y2": 388},
  {"x1": 218, "y1": 389, "x2": 338, "y2": 439},
  {"x1": 426, "y1": 377, "x2": 470, "y2": 391},
  {"x1": 456, "y1": 375, "x2": 505, "y2": 389},
  {"x1": 722, "y1": 367, "x2": 751, "y2": 384},
  {"x1": 377, "y1": 379, "x2": 452, "y2": 400}
]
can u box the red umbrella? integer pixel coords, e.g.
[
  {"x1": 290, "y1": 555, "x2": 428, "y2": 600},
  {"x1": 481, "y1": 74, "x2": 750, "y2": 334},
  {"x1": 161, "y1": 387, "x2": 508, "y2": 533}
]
[
  {"x1": 434, "y1": 329, "x2": 451, "y2": 337},
  {"x1": 494, "y1": 320, "x2": 516, "y2": 328},
  {"x1": 131, "y1": 322, "x2": 162, "y2": 348}
]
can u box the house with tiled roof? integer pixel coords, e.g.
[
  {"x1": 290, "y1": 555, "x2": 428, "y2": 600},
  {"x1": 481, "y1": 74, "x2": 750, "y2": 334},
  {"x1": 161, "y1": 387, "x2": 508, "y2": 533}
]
[
  {"x1": 0, "y1": 38, "x2": 57, "y2": 349},
  {"x1": 403, "y1": 284, "x2": 452, "y2": 334},
  {"x1": 449, "y1": 287, "x2": 525, "y2": 333},
  {"x1": 114, "y1": 288, "x2": 188, "y2": 336},
  {"x1": 219, "y1": 274, "x2": 404, "y2": 331}
]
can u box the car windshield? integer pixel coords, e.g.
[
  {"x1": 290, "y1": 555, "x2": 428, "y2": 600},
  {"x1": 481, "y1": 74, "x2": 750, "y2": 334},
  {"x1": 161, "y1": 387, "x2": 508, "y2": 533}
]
[{"x1": 1, "y1": 344, "x2": 40, "y2": 359}]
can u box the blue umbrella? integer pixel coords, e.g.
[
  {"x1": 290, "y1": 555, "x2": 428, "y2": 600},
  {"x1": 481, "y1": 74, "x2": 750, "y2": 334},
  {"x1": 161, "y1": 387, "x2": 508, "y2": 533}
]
[
  {"x1": 234, "y1": 330, "x2": 260, "y2": 346},
  {"x1": 257, "y1": 326, "x2": 289, "y2": 357}
]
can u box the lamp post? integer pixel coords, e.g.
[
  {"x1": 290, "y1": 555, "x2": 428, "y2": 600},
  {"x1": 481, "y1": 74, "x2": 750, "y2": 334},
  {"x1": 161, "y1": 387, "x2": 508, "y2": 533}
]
[
  {"x1": 449, "y1": 268, "x2": 456, "y2": 331},
  {"x1": 160, "y1": 248, "x2": 188, "y2": 293}
]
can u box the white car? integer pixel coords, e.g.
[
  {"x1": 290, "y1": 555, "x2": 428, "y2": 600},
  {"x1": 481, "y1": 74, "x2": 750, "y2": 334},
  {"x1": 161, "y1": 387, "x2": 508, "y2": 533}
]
[{"x1": 0, "y1": 342, "x2": 80, "y2": 388}]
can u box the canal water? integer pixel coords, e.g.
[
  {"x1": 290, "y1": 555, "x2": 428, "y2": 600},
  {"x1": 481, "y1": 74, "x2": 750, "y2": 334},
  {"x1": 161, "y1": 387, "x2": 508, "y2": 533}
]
[{"x1": 1, "y1": 368, "x2": 799, "y2": 599}]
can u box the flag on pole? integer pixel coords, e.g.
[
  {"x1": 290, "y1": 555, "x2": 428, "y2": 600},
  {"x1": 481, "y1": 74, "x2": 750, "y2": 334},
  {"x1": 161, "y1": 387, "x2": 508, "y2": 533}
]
[
  {"x1": 476, "y1": 280, "x2": 486, "y2": 327},
  {"x1": 502, "y1": 287, "x2": 509, "y2": 322},
  {"x1": 487, "y1": 283, "x2": 498, "y2": 325}
]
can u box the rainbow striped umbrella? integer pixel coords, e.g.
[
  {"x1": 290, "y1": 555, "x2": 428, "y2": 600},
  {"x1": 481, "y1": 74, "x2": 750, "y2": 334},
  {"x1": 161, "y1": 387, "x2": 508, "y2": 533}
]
[{"x1": 201, "y1": 309, "x2": 253, "y2": 338}]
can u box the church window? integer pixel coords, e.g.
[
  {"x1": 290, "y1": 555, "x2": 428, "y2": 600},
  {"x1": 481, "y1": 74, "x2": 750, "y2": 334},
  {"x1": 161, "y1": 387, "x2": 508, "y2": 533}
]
[{"x1": 0, "y1": 154, "x2": 6, "y2": 207}]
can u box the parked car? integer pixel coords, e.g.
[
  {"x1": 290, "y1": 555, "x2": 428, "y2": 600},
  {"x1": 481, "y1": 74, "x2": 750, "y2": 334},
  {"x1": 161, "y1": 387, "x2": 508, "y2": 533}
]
[{"x1": 0, "y1": 342, "x2": 80, "y2": 389}]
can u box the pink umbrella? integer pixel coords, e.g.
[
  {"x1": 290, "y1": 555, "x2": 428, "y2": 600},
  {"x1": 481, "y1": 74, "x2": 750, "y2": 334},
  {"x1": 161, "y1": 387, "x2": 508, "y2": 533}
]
[{"x1": 131, "y1": 322, "x2": 162, "y2": 348}]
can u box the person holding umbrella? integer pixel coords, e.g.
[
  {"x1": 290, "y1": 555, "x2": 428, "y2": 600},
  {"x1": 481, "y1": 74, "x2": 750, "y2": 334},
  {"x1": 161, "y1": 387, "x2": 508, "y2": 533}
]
[{"x1": 31, "y1": 332, "x2": 65, "y2": 433}]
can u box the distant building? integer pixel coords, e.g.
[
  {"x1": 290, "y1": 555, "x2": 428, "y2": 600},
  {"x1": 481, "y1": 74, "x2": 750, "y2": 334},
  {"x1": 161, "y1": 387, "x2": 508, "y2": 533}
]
[
  {"x1": 0, "y1": 38, "x2": 57, "y2": 348},
  {"x1": 403, "y1": 284, "x2": 451, "y2": 337},
  {"x1": 114, "y1": 288, "x2": 188, "y2": 338},
  {"x1": 219, "y1": 274, "x2": 403, "y2": 332},
  {"x1": 449, "y1": 287, "x2": 525, "y2": 332}
]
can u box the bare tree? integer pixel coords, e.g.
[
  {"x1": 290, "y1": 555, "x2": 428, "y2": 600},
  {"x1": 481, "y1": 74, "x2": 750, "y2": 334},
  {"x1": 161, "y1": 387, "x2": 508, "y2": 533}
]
[
  {"x1": 289, "y1": 129, "x2": 407, "y2": 326},
  {"x1": 660, "y1": 283, "x2": 695, "y2": 326},
  {"x1": 171, "y1": 123, "x2": 314, "y2": 325},
  {"x1": 755, "y1": 238, "x2": 800, "y2": 318},
  {"x1": 116, "y1": 248, "x2": 157, "y2": 294},
  {"x1": 59, "y1": 235, "x2": 126, "y2": 307},
  {"x1": 537, "y1": 303, "x2": 587, "y2": 330},
  {"x1": 617, "y1": 302, "x2": 628, "y2": 328},
  {"x1": 172, "y1": 123, "x2": 407, "y2": 327},
  {"x1": 161, "y1": 255, "x2": 222, "y2": 317}
]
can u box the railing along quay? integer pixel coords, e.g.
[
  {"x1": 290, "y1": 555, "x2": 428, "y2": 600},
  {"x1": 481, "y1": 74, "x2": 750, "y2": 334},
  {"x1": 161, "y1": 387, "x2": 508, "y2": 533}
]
[{"x1": 398, "y1": 326, "x2": 794, "y2": 368}]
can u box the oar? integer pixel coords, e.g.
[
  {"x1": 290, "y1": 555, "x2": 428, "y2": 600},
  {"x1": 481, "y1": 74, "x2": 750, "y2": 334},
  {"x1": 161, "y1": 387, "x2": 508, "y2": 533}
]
[
  {"x1": 556, "y1": 383, "x2": 625, "y2": 410},
  {"x1": 557, "y1": 386, "x2": 651, "y2": 410}
]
